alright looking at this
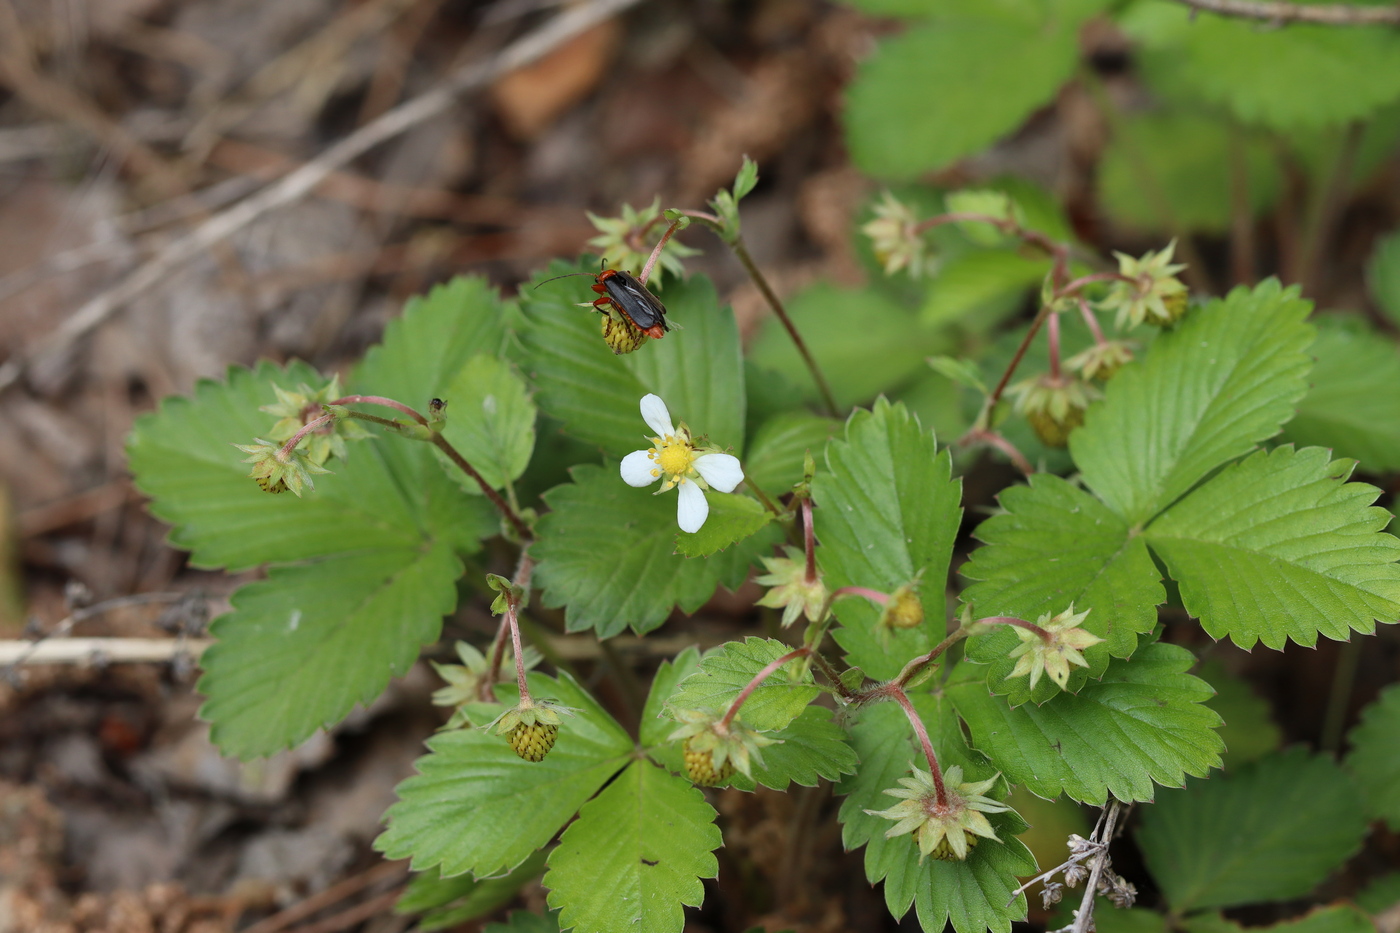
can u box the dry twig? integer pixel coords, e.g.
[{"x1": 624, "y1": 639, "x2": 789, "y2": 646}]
[
  {"x1": 1175, "y1": 0, "x2": 1400, "y2": 25},
  {"x1": 0, "y1": 0, "x2": 644, "y2": 396}
]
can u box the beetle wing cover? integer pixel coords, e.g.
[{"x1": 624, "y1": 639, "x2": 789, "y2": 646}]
[{"x1": 603, "y1": 271, "x2": 669, "y2": 332}]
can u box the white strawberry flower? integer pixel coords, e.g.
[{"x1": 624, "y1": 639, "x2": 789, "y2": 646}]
[{"x1": 620, "y1": 394, "x2": 744, "y2": 533}]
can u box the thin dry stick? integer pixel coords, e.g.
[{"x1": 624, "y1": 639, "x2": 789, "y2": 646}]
[
  {"x1": 0, "y1": 0, "x2": 644, "y2": 395},
  {"x1": 0, "y1": 637, "x2": 211, "y2": 666},
  {"x1": 1068, "y1": 800, "x2": 1124, "y2": 933},
  {"x1": 238, "y1": 860, "x2": 407, "y2": 933},
  {"x1": 1175, "y1": 0, "x2": 1400, "y2": 24}
]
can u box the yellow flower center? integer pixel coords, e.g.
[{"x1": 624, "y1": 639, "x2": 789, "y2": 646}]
[{"x1": 655, "y1": 436, "x2": 697, "y2": 477}]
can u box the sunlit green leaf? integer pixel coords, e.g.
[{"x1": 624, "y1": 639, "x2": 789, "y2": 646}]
[
  {"x1": 377, "y1": 673, "x2": 631, "y2": 878},
  {"x1": 1072, "y1": 280, "x2": 1314, "y2": 524},
  {"x1": 546, "y1": 760, "x2": 720, "y2": 933},
  {"x1": 1146, "y1": 446, "x2": 1400, "y2": 649},
  {"x1": 949, "y1": 642, "x2": 1223, "y2": 803}
]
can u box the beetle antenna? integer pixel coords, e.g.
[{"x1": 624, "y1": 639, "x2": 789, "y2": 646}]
[{"x1": 534, "y1": 271, "x2": 596, "y2": 288}]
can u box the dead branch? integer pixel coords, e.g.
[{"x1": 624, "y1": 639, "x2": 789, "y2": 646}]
[
  {"x1": 1175, "y1": 0, "x2": 1400, "y2": 25},
  {"x1": 0, "y1": 0, "x2": 644, "y2": 396}
]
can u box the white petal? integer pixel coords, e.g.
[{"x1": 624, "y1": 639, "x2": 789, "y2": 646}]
[
  {"x1": 620, "y1": 450, "x2": 659, "y2": 487},
  {"x1": 639, "y1": 394, "x2": 674, "y2": 437},
  {"x1": 676, "y1": 480, "x2": 709, "y2": 533},
  {"x1": 693, "y1": 453, "x2": 743, "y2": 493}
]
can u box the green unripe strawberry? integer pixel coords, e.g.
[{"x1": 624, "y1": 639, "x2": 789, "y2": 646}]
[
  {"x1": 508, "y1": 721, "x2": 559, "y2": 762},
  {"x1": 486, "y1": 698, "x2": 575, "y2": 763},
  {"x1": 683, "y1": 737, "x2": 735, "y2": 786}
]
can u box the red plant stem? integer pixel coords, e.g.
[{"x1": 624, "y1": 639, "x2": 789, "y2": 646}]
[
  {"x1": 801, "y1": 498, "x2": 817, "y2": 584},
  {"x1": 969, "y1": 429, "x2": 1033, "y2": 477},
  {"x1": 331, "y1": 394, "x2": 427, "y2": 425},
  {"x1": 682, "y1": 209, "x2": 839, "y2": 417},
  {"x1": 888, "y1": 686, "x2": 947, "y2": 805},
  {"x1": 808, "y1": 650, "x2": 854, "y2": 700},
  {"x1": 481, "y1": 551, "x2": 535, "y2": 701},
  {"x1": 481, "y1": 614, "x2": 510, "y2": 703},
  {"x1": 831, "y1": 585, "x2": 889, "y2": 605},
  {"x1": 427, "y1": 433, "x2": 532, "y2": 540},
  {"x1": 720, "y1": 646, "x2": 810, "y2": 730},
  {"x1": 638, "y1": 217, "x2": 685, "y2": 286},
  {"x1": 1047, "y1": 309, "x2": 1062, "y2": 379},
  {"x1": 888, "y1": 615, "x2": 1037, "y2": 690},
  {"x1": 1077, "y1": 298, "x2": 1107, "y2": 345},
  {"x1": 1055, "y1": 272, "x2": 1132, "y2": 298},
  {"x1": 984, "y1": 304, "x2": 1051, "y2": 413},
  {"x1": 278, "y1": 413, "x2": 335, "y2": 457},
  {"x1": 327, "y1": 394, "x2": 530, "y2": 538},
  {"x1": 507, "y1": 593, "x2": 531, "y2": 703}
]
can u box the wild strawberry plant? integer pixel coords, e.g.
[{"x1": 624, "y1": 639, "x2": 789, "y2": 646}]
[{"x1": 127, "y1": 155, "x2": 1400, "y2": 933}]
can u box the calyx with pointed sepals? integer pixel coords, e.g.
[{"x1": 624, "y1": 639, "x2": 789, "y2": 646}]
[
  {"x1": 1006, "y1": 604, "x2": 1103, "y2": 692},
  {"x1": 755, "y1": 546, "x2": 828, "y2": 627},
  {"x1": 1009, "y1": 375, "x2": 1098, "y2": 448},
  {"x1": 1103, "y1": 241, "x2": 1189, "y2": 329},
  {"x1": 865, "y1": 764, "x2": 1016, "y2": 862},
  {"x1": 233, "y1": 438, "x2": 332, "y2": 496},
  {"x1": 487, "y1": 698, "x2": 577, "y2": 762},
  {"x1": 668, "y1": 708, "x2": 780, "y2": 786}
]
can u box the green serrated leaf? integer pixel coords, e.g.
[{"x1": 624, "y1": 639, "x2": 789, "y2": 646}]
[
  {"x1": 355, "y1": 275, "x2": 515, "y2": 405},
  {"x1": 533, "y1": 464, "x2": 779, "y2": 636},
  {"x1": 743, "y1": 413, "x2": 838, "y2": 494},
  {"x1": 1136, "y1": 747, "x2": 1369, "y2": 911},
  {"x1": 844, "y1": 10, "x2": 1088, "y2": 177},
  {"x1": 1072, "y1": 279, "x2": 1314, "y2": 525},
  {"x1": 436, "y1": 354, "x2": 536, "y2": 492},
  {"x1": 1284, "y1": 319, "x2": 1400, "y2": 472},
  {"x1": 748, "y1": 282, "x2": 946, "y2": 408},
  {"x1": 949, "y1": 642, "x2": 1224, "y2": 803},
  {"x1": 675, "y1": 494, "x2": 771, "y2": 558},
  {"x1": 814, "y1": 399, "x2": 962, "y2": 680},
  {"x1": 545, "y1": 760, "x2": 721, "y2": 933},
  {"x1": 398, "y1": 850, "x2": 549, "y2": 931},
  {"x1": 640, "y1": 648, "x2": 703, "y2": 748},
  {"x1": 1368, "y1": 230, "x2": 1400, "y2": 328},
  {"x1": 836, "y1": 697, "x2": 1034, "y2": 933},
  {"x1": 1146, "y1": 446, "x2": 1400, "y2": 649},
  {"x1": 961, "y1": 472, "x2": 1166, "y2": 705},
  {"x1": 1345, "y1": 682, "x2": 1400, "y2": 831},
  {"x1": 731, "y1": 705, "x2": 859, "y2": 791},
  {"x1": 1099, "y1": 111, "x2": 1279, "y2": 234},
  {"x1": 198, "y1": 544, "x2": 462, "y2": 757},
  {"x1": 376, "y1": 672, "x2": 631, "y2": 878},
  {"x1": 1197, "y1": 661, "x2": 1280, "y2": 767},
  {"x1": 521, "y1": 263, "x2": 744, "y2": 457},
  {"x1": 667, "y1": 637, "x2": 817, "y2": 731},
  {"x1": 128, "y1": 362, "x2": 417, "y2": 570},
  {"x1": 1124, "y1": 2, "x2": 1400, "y2": 131}
]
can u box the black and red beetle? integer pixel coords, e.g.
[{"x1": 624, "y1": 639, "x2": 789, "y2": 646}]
[{"x1": 537, "y1": 262, "x2": 671, "y2": 347}]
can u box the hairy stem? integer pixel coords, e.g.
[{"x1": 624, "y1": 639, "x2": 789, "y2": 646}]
[
  {"x1": 428, "y1": 433, "x2": 532, "y2": 540},
  {"x1": 889, "y1": 686, "x2": 947, "y2": 805},
  {"x1": 720, "y1": 646, "x2": 810, "y2": 730},
  {"x1": 638, "y1": 217, "x2": 686, "y2": 286},
  {"x1": 331, "y1": 394, "x2": 427, "y2": 424},
  {"x1": 278, "y1": 413, "x2": 336, "y2": 457},
  {"x1": 683, "y1": 210, "x2": 839, "y2": 416}
]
